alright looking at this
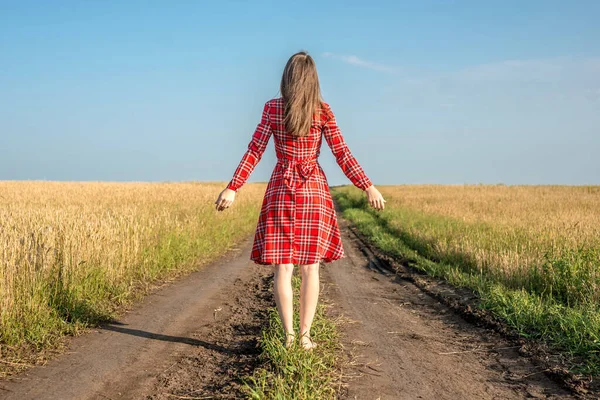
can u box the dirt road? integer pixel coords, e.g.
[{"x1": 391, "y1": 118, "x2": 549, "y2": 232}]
[
  {"x1": 325, "y1": 221, "x2": 575, "y2": 399},
  {"x1": 0, "y1": 238, "x2": 269, "y2": 400},
  {"x1": 0, "y1": 223, "x2": 579, "y2": 399}
]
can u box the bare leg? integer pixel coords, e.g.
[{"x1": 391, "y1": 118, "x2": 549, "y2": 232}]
[
  {"x1": 299, "y1": 262, "x2": 319, "y2": 350},
  {"x1": 273, "y1": 263, "x2": 295, "y2": 346}
]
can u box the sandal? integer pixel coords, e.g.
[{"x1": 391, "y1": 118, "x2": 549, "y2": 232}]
[{"x1": 300, "y1": 333, "x2": 317, "y2": 351}]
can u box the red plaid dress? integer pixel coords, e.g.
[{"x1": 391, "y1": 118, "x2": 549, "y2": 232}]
[{"x1": 227, "y1": 98, "x2": 372, "y2": 265}]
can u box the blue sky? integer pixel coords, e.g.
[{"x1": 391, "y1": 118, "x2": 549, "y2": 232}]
[{"x1": 1, "y1": 0, "x2": 599, "y2": 185}]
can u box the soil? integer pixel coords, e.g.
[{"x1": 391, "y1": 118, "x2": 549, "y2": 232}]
[
  {"x1": 0, "y1": 222, "x2": 593, "y2": 399},
  {"x1": 325, "y1": 220, "x2": 583, "y2": 399}
]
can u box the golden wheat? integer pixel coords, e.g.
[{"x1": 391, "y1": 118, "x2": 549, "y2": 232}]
[
  {"x1": 0, "y1": 181, "x2": 265, "y2": 365},
  {"x1": 369, "y1": 185, "x2": 600, "y2": 301},
  {"x1": 377, "y1": 185, "x2": 599, "y2": 267}
]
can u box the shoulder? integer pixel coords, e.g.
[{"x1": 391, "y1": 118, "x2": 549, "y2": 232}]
[
  {"x1": 260, "y1": 98, "x2": 283, "y2": 123},
  {"x1": 318, "y1": 101, "x2": 334, "y2": 122},
  {"x1": 265, "y1": 97, "x2": 283, "y2": 110}
]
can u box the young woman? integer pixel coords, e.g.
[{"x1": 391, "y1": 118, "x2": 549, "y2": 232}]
[{"x1": 215, "y1": 51, "x2": 385, "y2": 350}]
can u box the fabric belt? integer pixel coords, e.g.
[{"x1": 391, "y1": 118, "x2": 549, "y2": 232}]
[{"x1": 278, "y1": 157, "x2": 318, "y2": 188}]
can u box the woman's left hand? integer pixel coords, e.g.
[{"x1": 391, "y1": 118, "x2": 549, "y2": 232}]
[{"x1": 215, "y1": 188, "x2": 236, "y2": 211}]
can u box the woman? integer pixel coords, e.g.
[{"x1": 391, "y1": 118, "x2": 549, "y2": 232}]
[{"x1": 215, "y1": 51, "x2": 385, "y2": 350}]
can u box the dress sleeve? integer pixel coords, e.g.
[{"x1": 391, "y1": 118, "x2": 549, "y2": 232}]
[
  {"x1": 322, "y1": 105, "x2": 373, "y2": 190},
  {"x1": 226, "y1": 102, "x2": 273, "y2": 192}
]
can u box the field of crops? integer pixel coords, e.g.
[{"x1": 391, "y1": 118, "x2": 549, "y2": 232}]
[
  {"x1": 3, "y1": 182, "x2": 599, "y2": 384},
  {"x1": 0, "y1": 181, "x2": 265, "y2": 374},
  {"x1": 332, "y1": 185, "x2": 600, "y2": 375}
]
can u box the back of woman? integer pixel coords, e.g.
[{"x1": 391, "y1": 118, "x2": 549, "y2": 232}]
[{"x1": 215, "y1": 51, "x2": 385, "y2": 350}]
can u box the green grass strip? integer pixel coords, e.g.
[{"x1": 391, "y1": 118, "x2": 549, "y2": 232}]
[
  {"x1": 332, "y1": 187, "x2": 600, "y2": 377},
  {"x1": 243, "y1": 274, "x2": 341, "y2": 399}
]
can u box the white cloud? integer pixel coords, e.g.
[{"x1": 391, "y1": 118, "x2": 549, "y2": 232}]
[{"x1": 322, "y1": 52, "x2": 397, "y2": 73}]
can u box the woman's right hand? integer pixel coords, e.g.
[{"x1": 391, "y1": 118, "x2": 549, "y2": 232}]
[
  {"x1": 215, "y1": 188, "x2": 235, "y2": 211},
  {"x1": 365, "y1": 185, "x2": 386, "y2": 211}
]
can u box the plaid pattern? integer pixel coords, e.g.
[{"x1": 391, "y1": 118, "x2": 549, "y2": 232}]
[{"x1": 227, "y1": 98, "x2": 372, "y2": 265}]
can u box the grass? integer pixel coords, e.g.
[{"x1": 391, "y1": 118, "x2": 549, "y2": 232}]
[
  {"x1": 332, "y1": 185, "x2": 600, "y2": 376},
  {"x1": 243, "y1": 274, "x2": 341, "y2": 399},
  {"x1": 0, "y1": 181, "x2": 266, "y2": 376}
]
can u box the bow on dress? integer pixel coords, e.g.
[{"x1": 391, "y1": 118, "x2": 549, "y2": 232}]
[{"x1": 280, "y1": 158, "x2": 318, "y2": 188}]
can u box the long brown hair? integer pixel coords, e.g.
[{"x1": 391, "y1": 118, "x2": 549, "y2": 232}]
[{"x1": 280, "y1": 51, "x2": 323, "y2": 137}]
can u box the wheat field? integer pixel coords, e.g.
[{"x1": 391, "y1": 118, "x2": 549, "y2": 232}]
[
  {"x1": 0, "y1": 181, "x2": 265, "y2": 373},
  {"x1": 378, "y1": 185, "x2": 600, "y2": 303}
]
